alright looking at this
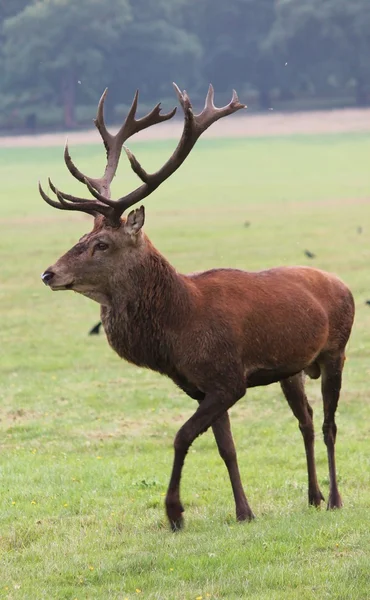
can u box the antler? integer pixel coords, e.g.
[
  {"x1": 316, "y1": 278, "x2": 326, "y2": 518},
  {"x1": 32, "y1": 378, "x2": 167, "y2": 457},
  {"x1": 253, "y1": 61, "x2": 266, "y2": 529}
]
[{"x1": 39, "y1": 84, "x2": 245, "y2": 226}]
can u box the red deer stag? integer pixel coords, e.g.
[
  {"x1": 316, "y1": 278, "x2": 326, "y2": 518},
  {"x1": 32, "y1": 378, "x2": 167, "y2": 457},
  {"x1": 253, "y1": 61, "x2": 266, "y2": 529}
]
[{"x1": 40, "y1": 83, "x2": 354, "y2": 531}]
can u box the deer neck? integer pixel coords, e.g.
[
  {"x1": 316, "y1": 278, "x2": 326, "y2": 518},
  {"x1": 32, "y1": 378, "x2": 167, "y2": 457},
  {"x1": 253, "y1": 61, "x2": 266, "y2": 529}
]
[{"x1": 101, "y1": 244, "x2": 193, "y2": 372}]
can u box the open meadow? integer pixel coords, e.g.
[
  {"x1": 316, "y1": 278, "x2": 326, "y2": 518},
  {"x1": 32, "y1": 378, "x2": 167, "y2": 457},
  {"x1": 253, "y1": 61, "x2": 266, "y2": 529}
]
[{"x1": 1, "y1": 122, "x2": 370, "y2": 598}]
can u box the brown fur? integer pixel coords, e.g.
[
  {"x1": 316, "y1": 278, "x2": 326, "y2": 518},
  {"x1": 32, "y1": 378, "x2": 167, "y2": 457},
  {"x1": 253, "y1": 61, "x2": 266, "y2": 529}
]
[{"x1": 43, "y1": 212, "x2": 355, "y2": 530}]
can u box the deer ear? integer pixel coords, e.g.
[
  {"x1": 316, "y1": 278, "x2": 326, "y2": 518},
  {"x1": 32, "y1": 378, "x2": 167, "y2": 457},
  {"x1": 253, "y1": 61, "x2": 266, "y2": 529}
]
[{"x1": 124, "y1": 206, "x2": 145, "y2": 235}]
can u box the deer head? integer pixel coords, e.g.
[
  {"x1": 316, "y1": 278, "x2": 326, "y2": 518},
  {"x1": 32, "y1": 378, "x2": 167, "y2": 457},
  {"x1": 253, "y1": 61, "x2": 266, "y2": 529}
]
[{"x1": 40, "y1": 84, "x2": 245, "y2": 305}]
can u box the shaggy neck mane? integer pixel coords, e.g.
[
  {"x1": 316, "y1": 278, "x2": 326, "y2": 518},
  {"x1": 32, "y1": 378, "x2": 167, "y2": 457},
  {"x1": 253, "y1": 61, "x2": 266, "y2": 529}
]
[
  {"x1": 101, "y1": 242, "x2": 194, "y2": 372},
  {"x1": 125, "y1": 243, "x2": 192, "y2": 323}
]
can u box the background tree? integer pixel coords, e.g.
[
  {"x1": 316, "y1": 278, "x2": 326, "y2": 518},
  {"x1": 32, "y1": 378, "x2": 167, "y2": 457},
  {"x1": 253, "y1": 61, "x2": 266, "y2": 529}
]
[
  {"x1": 1, "y1": 0, "x2": 369, "y2": 131},
  {"x1": 0, "y1": 0, "x2": 33, "y2": 20},
  {"x1": 182, "y1": 0, "x2": 278, "y2": 108},
  {"x1": 268, "y1": 0, "x2": 370, "y2": 106},
  {"x1": 100, "y1": 0, "x2": 202, "y2": 115},
  {"x1": 2, "y1": 0, "x2": 132, "y2": 127}
]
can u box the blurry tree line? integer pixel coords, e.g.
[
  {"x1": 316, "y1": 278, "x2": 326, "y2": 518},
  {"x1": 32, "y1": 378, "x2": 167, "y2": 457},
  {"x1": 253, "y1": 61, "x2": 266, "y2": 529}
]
[{"x1": 0, "y1": 0, "x2": 369, "y2": 131}]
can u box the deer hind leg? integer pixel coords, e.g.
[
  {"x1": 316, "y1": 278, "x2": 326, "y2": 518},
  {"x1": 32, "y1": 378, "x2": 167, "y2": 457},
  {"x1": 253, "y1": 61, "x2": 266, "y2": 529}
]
[
  {"x1": 165, "y1": 386, "x2": 244, "y2": 531},
  {"x1": 320, "y1": 352, "x2": 345, "y2": 510},
  {"x1": 211, "y1": 412, "x2": 254, "y2": 522},
  {"x1": 280, "y1": 372, "x2": 325, "y2": 507}
]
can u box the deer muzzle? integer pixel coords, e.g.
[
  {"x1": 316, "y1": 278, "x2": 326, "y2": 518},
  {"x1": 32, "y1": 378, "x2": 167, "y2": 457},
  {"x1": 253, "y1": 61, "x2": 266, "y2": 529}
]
[
  {"x1": 41, "y1": 269, "x2": 74, "y2": 290},
  {"x1": 41, "y1": 270, "x2": 55, "y2": 286}
]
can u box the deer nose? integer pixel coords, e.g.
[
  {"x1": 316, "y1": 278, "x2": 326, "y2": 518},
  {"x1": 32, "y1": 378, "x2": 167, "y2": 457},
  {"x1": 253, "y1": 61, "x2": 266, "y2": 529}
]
[{"x1": 41, "y1": 270, "x2": 55, "y2": 286}]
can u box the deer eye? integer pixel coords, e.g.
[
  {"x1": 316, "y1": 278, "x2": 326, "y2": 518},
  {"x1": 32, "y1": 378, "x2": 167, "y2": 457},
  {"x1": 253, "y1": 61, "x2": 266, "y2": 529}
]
[{"x1": 94, "y1": 241, "x2": 109, "y2": 251}]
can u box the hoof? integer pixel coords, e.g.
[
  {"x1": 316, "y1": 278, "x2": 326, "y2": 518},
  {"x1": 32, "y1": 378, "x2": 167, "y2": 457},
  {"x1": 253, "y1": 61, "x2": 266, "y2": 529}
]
[
  {"x1": 170, "y1": 515, "x2": 184, "y2": 532},
  {"x1": 309, "y1": 490, "x2": 325, "y2": 507},
  {"x1": 166, "y1": 498, "x2": 184, "y2": 532},
  {"x1": 236, "y1": 508, "x2": 255, "y2": 522},
  {"x1": 327, "y1": 493, "x2": 343, "y2": 510}
]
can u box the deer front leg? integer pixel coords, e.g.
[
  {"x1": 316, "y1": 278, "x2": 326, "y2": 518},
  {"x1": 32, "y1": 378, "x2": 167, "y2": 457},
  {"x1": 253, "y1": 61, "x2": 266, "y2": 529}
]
[{"x1": 165, "y1": 387, "x2": 244, "y2": 531}]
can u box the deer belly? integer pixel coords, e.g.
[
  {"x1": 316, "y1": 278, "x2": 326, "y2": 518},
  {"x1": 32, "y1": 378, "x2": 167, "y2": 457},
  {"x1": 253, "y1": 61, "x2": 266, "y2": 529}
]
[{"x1": 246, "y1": 366, "x2": 302, "y2": 388}]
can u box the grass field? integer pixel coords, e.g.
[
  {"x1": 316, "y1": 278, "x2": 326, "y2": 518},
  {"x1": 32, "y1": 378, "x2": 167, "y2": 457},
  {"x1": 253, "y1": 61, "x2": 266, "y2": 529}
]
[{"x1": 1, "y1": 132, "x2": 370, "y2": 599}]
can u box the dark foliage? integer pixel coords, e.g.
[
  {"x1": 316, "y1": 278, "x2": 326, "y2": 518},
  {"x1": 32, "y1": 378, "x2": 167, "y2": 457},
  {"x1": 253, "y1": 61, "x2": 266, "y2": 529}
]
[{"x1": 0, "y1": 0, "x2": 369, "y2": 130}]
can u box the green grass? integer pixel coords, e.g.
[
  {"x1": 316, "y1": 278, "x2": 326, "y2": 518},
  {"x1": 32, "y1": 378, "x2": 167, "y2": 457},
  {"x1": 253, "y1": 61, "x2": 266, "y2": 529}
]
[{"x1": 1, "y1": 132, "x2": 370, "y2": 599}]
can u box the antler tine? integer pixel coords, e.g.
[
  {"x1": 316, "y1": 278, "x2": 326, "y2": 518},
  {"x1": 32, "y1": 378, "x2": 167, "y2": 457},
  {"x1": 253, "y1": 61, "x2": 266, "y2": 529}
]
[
  {"x1": 39, "y1": 181, "x2": 64, "y2": 210},
  {"x1": 39, "y1": 181, "x2": 99, "y2": 216},
  {"x1": 108, "y1": 83, "x2": 246, "y2": 218},
  {"x1": 172, "y1": 82, "x2": 183, "y2": 104},
  {"x1": 196, "y1": 84, "x2": 246, "y2": 132},
  {"x1": 231, "y1": 89, "x2": 240, "y2": 104},
  {"x1": 135, "y1": 102, "x2": 177, "y2": 131},
  {"x1": 48, "y1": 178, "x2": 90, "y2": 204},
  {"x1": 204, "y1": 83, "x2": 215, "y2": 110},
  {"x1": 63, "y1": 88, "x2": 178, "y2": 202},
  {"x1": 47, "y1": 177, "x2": 115, "y2": 210},
  {"x1": 113, "y1": 90, "x2": 139, "y2": 145},
  {"x1": 64, "y1": 141, "x2": 85, "y2": 185},
  {"x1": 64, "y1": 141, "x2": 102, "y2": 190},
  {"x1": 82, "y1": 177, "x2": 120, "y2": 207},
  {"x1": 172, "y1": 83, "x2": 192, "y2": 113},
  {"x1": 123, "y1": 146, "x2": 150, "y2": 183},
  {"x1": 93, "y1": 88, "x2": 113, "y2": 152},
  {"x1": 39, "y1": 180, "x2": 111, "y2": 217},
  {"x1": 115, "y1": 89, "x2": 177, "y2": 139}
]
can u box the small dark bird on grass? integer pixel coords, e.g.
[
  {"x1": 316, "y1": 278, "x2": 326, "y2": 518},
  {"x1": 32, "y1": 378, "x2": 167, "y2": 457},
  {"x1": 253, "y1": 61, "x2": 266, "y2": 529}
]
[
  {"x1": 244, "y1": 221, "x2": 251, "y2": 228},
  {"x1": 365, "y1": 300, "x2": 370, "y2": 306},
  {"x1": 304, "y1": 250, "x2": 316, "y2": 259},
  {"x1": 89, "y1": 321, "x2": 102, "y2": 335},
  {"x1": 357, "y1": 226, "x2": 363, "y2": 234}
]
